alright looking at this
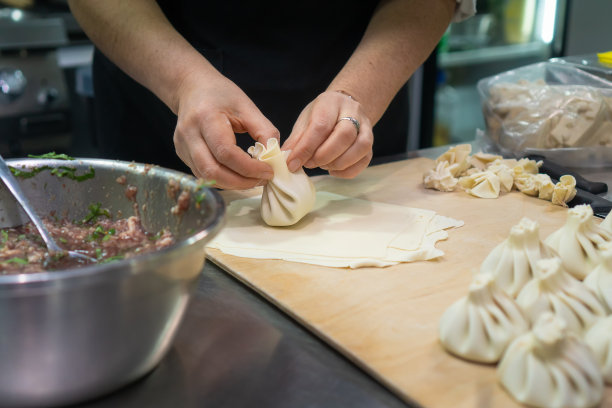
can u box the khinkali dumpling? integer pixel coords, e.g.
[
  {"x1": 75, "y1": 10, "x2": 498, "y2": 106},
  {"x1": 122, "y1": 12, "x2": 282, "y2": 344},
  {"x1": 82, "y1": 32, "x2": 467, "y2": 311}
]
[
  {"x1": 498, "y1": 312, "x2": 604, "y2": 408},
  {"x1": 248, "y1": 138, "x2": 316, "y2": 226},
  {"x1": 423, "y1": 161, "x2": 457, "y2": 192},
  {"x1": 600, "y1": 210, "x2": 612, "y2": 232},
  {"x1": 551, "y1": 175, "x2": 577, "y2": 207},
  {"x1": 485, "y1": 160, "x2": 514, "y2": 192},
  {"x1": 583, "y1": 241, "x2": 612, "y2": 312},
  {"x1": 468, "y1": 152, "x2": 502, "y2": 170},
  {"x1": 516, "y1": 258, "x2": 606, "y2": 334},
  {"x1": 584, "y1": 315, "x2": 612, "y2": 384},
  {"x1": 545, "y1": 204, "x2": 612, "y2": 279},
  {"x1": 438, "y1": 274, "x2": 528, "y2": 363},
  {"x1": 457, "y1": 170, "x2": 500, "y2": 199},
  {"x1": 435, "y1": 143, "x2": 471, "y2": 177},
  {"x1": 478, "y1": 217, "x2": 556, "y2": 297}
]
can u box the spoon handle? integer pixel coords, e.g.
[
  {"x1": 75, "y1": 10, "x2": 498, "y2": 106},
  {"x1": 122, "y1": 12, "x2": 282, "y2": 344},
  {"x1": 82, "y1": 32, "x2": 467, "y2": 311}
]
[{"x1": 0, "y1": 155, "x2": 62, "y2": 253}]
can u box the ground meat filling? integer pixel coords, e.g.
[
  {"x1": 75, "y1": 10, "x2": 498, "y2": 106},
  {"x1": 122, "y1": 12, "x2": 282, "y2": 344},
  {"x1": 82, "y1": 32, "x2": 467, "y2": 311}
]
[{"x1": 0, "y1": 216, "x2": 175, "y2": 274}]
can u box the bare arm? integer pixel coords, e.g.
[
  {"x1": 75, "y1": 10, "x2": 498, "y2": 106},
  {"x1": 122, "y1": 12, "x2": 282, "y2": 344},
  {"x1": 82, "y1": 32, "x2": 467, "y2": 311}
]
[
  {"x1": 68, "y1": 0, "x2": 278, "y2": 189},
  {"x1": 284, "y1": 0, "x2": 455, "y2": 176}
]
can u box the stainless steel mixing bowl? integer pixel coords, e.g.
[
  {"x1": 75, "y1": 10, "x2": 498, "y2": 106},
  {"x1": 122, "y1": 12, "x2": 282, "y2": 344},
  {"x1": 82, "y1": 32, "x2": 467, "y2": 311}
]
[{"x1": 0, "y1": 158, "x2": 225, "y2": 407}]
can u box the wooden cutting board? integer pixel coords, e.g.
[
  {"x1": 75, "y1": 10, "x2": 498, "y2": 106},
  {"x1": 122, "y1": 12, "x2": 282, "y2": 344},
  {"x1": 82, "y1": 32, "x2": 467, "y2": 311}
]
[{"x1": 206, "y1": 157, "x2": 612, "y2": 407}]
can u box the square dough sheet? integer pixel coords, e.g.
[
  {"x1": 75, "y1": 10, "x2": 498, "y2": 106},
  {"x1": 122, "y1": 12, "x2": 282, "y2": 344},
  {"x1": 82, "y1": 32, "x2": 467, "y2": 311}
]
[{"x1": 207, "y1": 192, "x2": 463, "y2": 268}]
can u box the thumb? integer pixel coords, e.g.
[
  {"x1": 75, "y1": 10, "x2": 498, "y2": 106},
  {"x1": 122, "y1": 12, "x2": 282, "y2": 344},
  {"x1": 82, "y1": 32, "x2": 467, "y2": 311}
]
[{"x1": 237, "y1": 103, "x2": 280, "y2": 145}]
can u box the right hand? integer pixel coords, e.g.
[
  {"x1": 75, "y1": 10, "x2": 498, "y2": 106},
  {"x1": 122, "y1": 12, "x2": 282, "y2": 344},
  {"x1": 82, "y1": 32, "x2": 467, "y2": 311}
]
[{"x1": 172, "y1": 70, "x2": 279, "y2": 189}]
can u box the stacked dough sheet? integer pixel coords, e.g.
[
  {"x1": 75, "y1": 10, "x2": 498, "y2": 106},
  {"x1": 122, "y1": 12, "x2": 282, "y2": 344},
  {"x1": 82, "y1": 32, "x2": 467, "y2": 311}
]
[
  {"x1": 207, "y1": 191, "x2": 463, "y2": 268},
  {"x1": 439, "y1": 205, "x2": 612, "y2": 408}
]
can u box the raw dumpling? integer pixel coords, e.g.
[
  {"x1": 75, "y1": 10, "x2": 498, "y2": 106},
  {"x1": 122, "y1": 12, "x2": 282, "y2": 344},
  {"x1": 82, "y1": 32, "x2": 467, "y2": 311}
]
[
  {"x1": 485, "y1": 160, "x2": 514, "y2": 192},
  {"x1": 599, "y1": 208, "x2": 612, "y2": 232},
  {"x1": 438, "y1": 274, "x2": 528, "y2": 363},
  {"x1": 423, "y1": 161, "x2": 457, "y2": 192},
  {"x1": 583, "y1": 241, "x2": 612, "y2": 312},
  {"x1": 545, "y1": 204, "x2": 612, "y2": 279},
  {"x1": 512, "y1": 157, "x2": 541, "y2": 175},
  {"x1": 516, "y1": 258, "x2": 606, "y2": 334},
  {"x1": 458, "y1": 170, "x2": 500, "y2": 199},
  {"x1": 551, "y1": 175, "x2": 577, "y2": 207},
  {"x1": 435, "y1": 144, "x2": 471, "y2": 177},
  {"x1": 248, "y1": 138, "x2": 316, "y2": 226},
  {"x1": 498, "y1": 312, "x2": 604, "y2": 408},
  {"x1": 584, "y1": 316, "x2": 612, "y2": 384},
  {"x1": 468, "y1": 152, "x2": 502, "y2": 170},
  {"x1": 478, "y1": 217, "x2": 556, "y2": 297}
]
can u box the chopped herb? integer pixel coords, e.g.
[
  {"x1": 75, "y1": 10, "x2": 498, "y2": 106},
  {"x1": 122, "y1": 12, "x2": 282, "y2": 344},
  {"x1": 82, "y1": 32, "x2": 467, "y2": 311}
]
[
  {"x1": 95, "y1": 248, "x2": 103, "y2": 259},
  {"x1": 18, "y1": 234, "x2": 26, "y2": 241},
  {"x1": 4, "y1": 257, "x2": 28, "y2": 265},
  {"x1": 1, "y1": 230, "x2": 8, "y2": 242},
  {"x1": 148, "y1": 230, "x2": 163, "y2": 241},
  {"x1": 28, "y1": 152, "x2": 74, "y2": 160},
  {"x1": 9, "y1": 165, "x2": 52, "y2": 179},
  {"x1": 194, "y1": 179, "x2": 216, "y2": 206},
  {"x1": 58, "y1": 237, "x2": 68, "y2": 244},
  {"x1": 81, "y1": 203, "x2": 111, "y2": 224},
  {"x1": 99, "y1": 255, "x2": 124, "y2": 264},
  {"x1": 9, "y1": 164, "x2": 95, "y2": 182}
]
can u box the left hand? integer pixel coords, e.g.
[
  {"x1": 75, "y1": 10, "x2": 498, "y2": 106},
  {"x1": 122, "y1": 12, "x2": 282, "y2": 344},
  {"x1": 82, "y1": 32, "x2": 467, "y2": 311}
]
[{"x1": 282, "y1": 90, "x2": 373, "y2": 178}]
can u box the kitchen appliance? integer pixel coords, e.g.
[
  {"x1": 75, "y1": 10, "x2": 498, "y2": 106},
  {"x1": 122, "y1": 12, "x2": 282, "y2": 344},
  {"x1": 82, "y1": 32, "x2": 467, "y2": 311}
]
[
  {"x1": 0, "y1": 158, "x2": 225, "y2": 407},
  {"x1": 0, "y1": 7, "x2": 72, "y2": 156}
]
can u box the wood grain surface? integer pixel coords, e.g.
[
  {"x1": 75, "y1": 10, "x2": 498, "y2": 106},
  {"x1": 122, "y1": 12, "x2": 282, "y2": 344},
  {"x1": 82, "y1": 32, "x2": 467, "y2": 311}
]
[{"x1": 206, "y1": 157, "x2": 612, "y2": 407}]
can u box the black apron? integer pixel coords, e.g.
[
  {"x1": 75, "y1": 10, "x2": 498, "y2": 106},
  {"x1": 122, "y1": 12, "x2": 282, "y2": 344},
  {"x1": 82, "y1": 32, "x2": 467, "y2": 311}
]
[{"x1": 92, "y1": 0, "x2": 408, "y2": 173}]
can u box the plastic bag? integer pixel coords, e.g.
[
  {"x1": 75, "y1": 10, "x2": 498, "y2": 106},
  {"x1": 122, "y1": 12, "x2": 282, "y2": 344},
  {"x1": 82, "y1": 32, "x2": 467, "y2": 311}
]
[{"x1": 477, "y1": 57, "x2": 612, "y2": 167}]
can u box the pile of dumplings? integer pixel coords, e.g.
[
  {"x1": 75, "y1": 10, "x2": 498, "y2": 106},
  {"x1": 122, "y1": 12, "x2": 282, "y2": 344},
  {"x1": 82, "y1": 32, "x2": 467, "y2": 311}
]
[
  {"x1": 423, "y1": 144, "x2": 577, "y2": 206},
  {"x1": 439, "y1": 205, "x2": 612, "y2": 408}
]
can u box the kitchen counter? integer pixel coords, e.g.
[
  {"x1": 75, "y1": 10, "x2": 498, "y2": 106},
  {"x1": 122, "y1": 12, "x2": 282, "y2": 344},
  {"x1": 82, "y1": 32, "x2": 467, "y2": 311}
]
[{"x1": 77, "y1": 144, "x2": 612, "y2": 408}]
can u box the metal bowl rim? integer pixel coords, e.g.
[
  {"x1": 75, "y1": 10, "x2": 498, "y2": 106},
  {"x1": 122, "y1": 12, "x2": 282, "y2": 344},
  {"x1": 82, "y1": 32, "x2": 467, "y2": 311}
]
[{"x1": 0, "y1": 157, "x2": 225, "y2": 285}]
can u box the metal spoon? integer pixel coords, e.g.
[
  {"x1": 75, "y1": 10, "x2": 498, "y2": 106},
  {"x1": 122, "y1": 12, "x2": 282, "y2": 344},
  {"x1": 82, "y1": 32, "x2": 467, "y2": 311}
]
[{"x1": 0, "y1": 154, "x2": 96, "y2": 264}]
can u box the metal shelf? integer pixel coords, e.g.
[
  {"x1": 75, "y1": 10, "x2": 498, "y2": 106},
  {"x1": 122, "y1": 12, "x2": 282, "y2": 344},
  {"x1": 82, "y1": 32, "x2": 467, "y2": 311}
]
[{"x1": 439, "y1": 41, "x2": 551, "y2": 68}]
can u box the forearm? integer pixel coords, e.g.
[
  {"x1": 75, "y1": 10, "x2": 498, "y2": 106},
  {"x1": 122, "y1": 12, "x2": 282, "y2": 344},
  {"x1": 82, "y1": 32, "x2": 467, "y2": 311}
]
[
  {"x1": 328, "y1": 0, "x2": 455, "y2": 125},
  {"x1": 68, "y1": 0, "x2": 220, "y2": 114}
]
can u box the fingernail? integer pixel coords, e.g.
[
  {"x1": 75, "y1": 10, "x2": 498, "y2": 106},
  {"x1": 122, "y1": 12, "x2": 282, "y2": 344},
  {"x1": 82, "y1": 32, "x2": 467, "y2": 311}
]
[
  {"x1": 288, "y1": 159, "x2": 300, "y2": 172},
  {"x1": 255, "y1": 179, "x2": 267, "y2": 187},
  {"x1": 262, "y1": 171, "x2": 274, "y2": 179}
]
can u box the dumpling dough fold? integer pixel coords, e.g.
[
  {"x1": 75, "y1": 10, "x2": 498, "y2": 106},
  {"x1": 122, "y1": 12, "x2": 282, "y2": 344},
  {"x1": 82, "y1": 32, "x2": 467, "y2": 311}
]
[
  {"x1": 478, "y1": 217, "x2": 556, "y2": 297},
  {"x1": 498, "y1": 312, "x2": 604, "y2": 408},
  {"x1": 545, "y1": 204, "x2": 612, "y2": 280},
  {"x1": 583, "y1": 241, "x2": 612, "y2": 313},
  {"x1": 516, "y1": 258, "x2": 606, "y2": 335},
  {"x1": 248, "y1": 138, "x2": 316, "y2": 226},
  {"x1": 438, "y1": 274, "x2": 528, "y2": 363},
  {"x1": 584, "y1": 316, "x2": 612, "y2": 384}
]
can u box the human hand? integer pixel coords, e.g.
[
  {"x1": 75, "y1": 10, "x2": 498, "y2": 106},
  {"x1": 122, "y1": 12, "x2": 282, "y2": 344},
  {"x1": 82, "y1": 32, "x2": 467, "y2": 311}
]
[
  {"x1": 172, "y1": 71, "x2": 279, "y2": 189},
  {"x1": 282, "y1": 90, "x2": 373, "y2": 178}
]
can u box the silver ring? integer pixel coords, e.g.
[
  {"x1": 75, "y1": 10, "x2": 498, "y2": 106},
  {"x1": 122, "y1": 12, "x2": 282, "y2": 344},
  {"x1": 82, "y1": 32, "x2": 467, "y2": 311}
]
[{"x1": 338, "y1": 116, "x2": 360, "y2": 134}]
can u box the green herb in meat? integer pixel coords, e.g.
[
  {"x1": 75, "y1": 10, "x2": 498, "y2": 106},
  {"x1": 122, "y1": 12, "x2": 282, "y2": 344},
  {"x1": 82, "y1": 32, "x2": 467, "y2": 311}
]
[
  {"x1": 3, "y1": 257, "x2": 28, "y2": 265},
  {"x1": 28, "y1": 152, "x2": 75, "y2": 160},
  {"x1": 9, "y1": 164, "x2": 95, "y2": 181},
  {"x1": 81, "y1": 203, "x2": 111, "y2": 224}
]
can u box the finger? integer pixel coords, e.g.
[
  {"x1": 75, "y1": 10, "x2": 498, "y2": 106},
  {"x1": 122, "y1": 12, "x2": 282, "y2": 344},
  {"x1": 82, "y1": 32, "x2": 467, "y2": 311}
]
[
  {"x1": 233, "y1": 101, "x2": 281, "y2": 145},
  {"x1": 303, "y1": 119, "x2": 360, "y2": 168},
  {"x1": 200, "y1": 114, "x2": 274, "y2": 179},
  {"x1": 320, "y1": 125, "x2": 373, "y2": 171},
  {"x1": 186, "y1": 136, "x2": 266, "y2": 190},
  {"x1": 285, "y1": 106, "x2": 337, "y2": 172},
  {"x1": 282, "y1": 108, "x2": 310, "y2": 152},
  {"x1": 328, "y1": 152, "x2": 372, "y2": 179}
]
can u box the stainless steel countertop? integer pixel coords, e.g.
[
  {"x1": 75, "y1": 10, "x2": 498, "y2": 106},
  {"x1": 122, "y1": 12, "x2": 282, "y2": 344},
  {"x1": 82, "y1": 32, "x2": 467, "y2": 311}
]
[{"x1": 76, "y1": 144, "x2": 612, "y2": 408}]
